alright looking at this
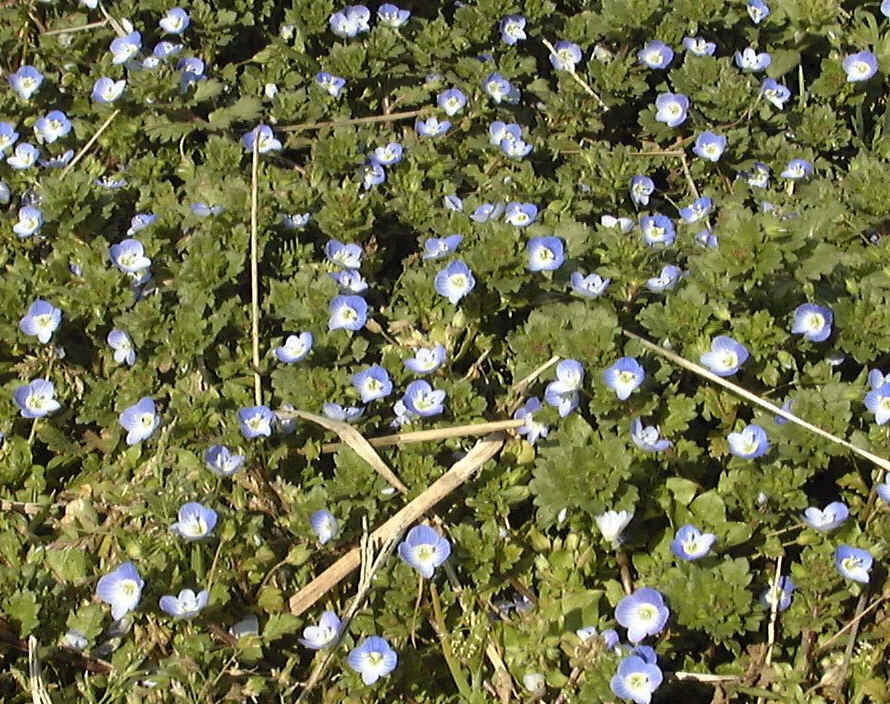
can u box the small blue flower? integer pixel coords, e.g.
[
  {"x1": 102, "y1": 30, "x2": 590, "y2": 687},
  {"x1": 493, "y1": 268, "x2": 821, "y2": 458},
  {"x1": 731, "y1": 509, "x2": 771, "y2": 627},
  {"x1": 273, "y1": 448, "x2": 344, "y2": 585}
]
[
  {"x1": 422, "y1": 235, "x2": 462, "y2": 260},
  {"x1": 310, "y1": 509, "x2": 338, "y2": 544},
  {"x1": 670, "y1": 524, "x2": 716, "y2": 560},
  {"x1": 630, "y1": 418, "x2": 671, "y2": 452},
  {"x1": 328, "y1": 295, "x2": 368, "y2": 331},
  {"x1": 610, "y1": 655, "x2": 663, "y2": 704},
  {"x1": 791, "y1": 303, "x2": 832, "y2": 342},
  {"x1": 9, "y1": 65, "x2": 43, "y2": 100},
  {"x1": 127, "y1": 213, "x2": 157, "y2": 236},
  {"x1": 402, "y1": 380, "x2": 447, "y2": 417},
  {"x1": 7, "y1": 142, "x2": 40, "y2": 169},
  {"x1": 683, "y1": 36, "x2": 716, "y2": 56},
  {"x1": 527, "y1": 237, "x2": 564, "y2": 271},
  {"x1": 415, "y1": 117, "x2": 451, "y2": 137},
  {"x1": 868, "y1": 369, "x2": 886, "y2": 390},
  {"x1": 110, "y1": 31, "x2": 141, "y2": 64},
  {"x1": 747, "y1": 0, "x2": 770, "y2": 23},
  {"x1": 329, "y1": 5, "x2": 370, "y2": 37},
  {"x1": 159, "y1": 7, "x2": 190, "y2": 34},
  {"x1": 299, "y1": 611, "x2": 342, "y2": 649},
  {"x1": 369, "y1": 142, "x2": 403, "y2": 166},
  {"x1": 107, "y1": 329, "x2": 136, "y2": 366},
  {"x1": 120, "y1": 397, "x2": 160, "y2": 445},
  {"x1": 20, "y1": 300, "x2": 61, "y2": 343},
  {"x1": 170, "y1": 502, "x2": 217, "y2": 540},
  {"x1": 544, "y1": 381, "x2": 579, "y2": 418},
  {"x1": 241, "y1": 124, "x2": 282, "y2": 153},
  {"x1": 761, "y1": 78, "x2": 791, "y2": 109},
  {"x1": 637, "y1": 40, "x2": 673, "y2": 69},
  {"x1": 434, "y1": 260, "x2": 475, "y2": 304},
  {"x1": 204, "y1": 445, "x2": 245, "y2": 476},
  {"x1": 348, "y1": 636, "x2": 398, "y2": 685},
  {"x1": 500, "y1": 136, "x2": 532, "y2": 159},
  {"x1": 843, "y1": 51, "x2": 878, "y2": 82},
  {"x1": 33, "y1": 110, "x2": 71, "y2": 144},
  {"x1": 615, "y1": 588, "x2": 669, "y2": 643},
  {"x1": 353, "y1": 364, "x2": 393, "y2": 403},
  {"x1": 646, "y1": 265, "x2": 682, "y2": 292},
  {"x1": 190, "y1": 202, "x2": 224, "y2": 217},
  {"x1": 504, "y1": 202, "x2": 537, "y2": 227},
  {"x1": 398, "y1": 525, "x2": 451, "y2": 578},
  {"x1": 13, "y1": 378, "x2": 61, "y2": 419},
  {"x1": 864, "y1": 382, "x2": 890, "y2": 425},
  {"x1": 693, "y1": 131, "x2": 727, "y2": 162},
  {"x1": 744, "y1": 161, "x2": 771, "y2": 189},
  {"x1": 110, "y1": 239, "x2": 151, "y2": 273},
  {"x1": 377, "y1": 3, "x2": 410, "y2": 27},
  {"x1": 437, "y1": 88, "x2": 467, "y2": 116},
  {"x1": 803, "y1": 502, "x2": 848, "y2": 532},
  {"x1": 603, "y1": 357, "x2": 645, "y2": 400},
  {"x1": 727, "y1": 423, "x2": 769, "y2": 459},
  {"x1": 695, "y1": 229, "x2": 719, "y2": 248},
  {"x1": 654, "y1": 92, "x2": 689, "y2": 127},
  {"x1": 282, "y1": 213, "x2": 311, "y2": 230},
  {"x1": 325, "y1": 239, "x2": 362, "y2": 268},
  {"x1": 489, "y1": 120, "x2": 521, "y2": 146},
  {"x1": 152, "y1": 41, "x2": 184, "y2": 60},
  {"x1": 405, "y1": 345, "x2": 447, "y2": 374},
  {"x1": 39, "y1": 150, "x2": 74, "y2": 169},
  {"x1": 773, "y1": 398, "x2": 794, "y2": 425},
  {"x1": 781, "y1": 158, "x2": 813, "y2": 180},
  {"x1": 760, "y1": 576, "x2": 794, "y2": 611},
  {"x1": 238, "y1": 405, "x2": 275, "y2": 439},
  {"x1": 629, "y1": 175, "x2": 655, "y2": 207},
  {"x1": 178, "y1": 57, "x2": 206, "y2": 88},
  {"x1": 835, "y1": 545, "x2": 873, "y2": 583},
  {"x1": 471, "y1": 202, "x2": 504, "y2": 222},
  {"x1": 13, "y1": 206, "x2": 43, "y2": 238},
  {"x1": 499, "y1": 15, "x2": 526, "y2": 45},
  {"x1": 640, "y1": 214, "x2": 675, "y2": 246},
  {"x1": 274, "y1": 332, "x2": 313, "y2": 363},
  {"x1": 443, "y1": 194, "x2": 463, "y2": 212},
  {"x1": 316, "y1": 72, "x2": 346, "y2": 97},
  {"x1": 96, "y1": 562, "x2": 144, "y2": 620},
  {"x1": 735, "y1": 47, "x2": 771, "y2": 72},
  {"x1": 877, "y1": 481, "x2": 890, "y2": 504},
  {"x1": 483, "y1": 72, "x2": 519, "y2": 103},
  {"x1": 679, "y1": 196, "x2": 712, "y2": 224},
  {"x1": 571, "y1": 271, "x2": 610, "y2": 298},
  {"x1": 513, "y1": 397, "x2": 548, "y2": 445},
  {"x1": 550, "y1": 40, "x2": 582, "y2": 71},
  {"x1": 92, "y1": 77, "x2": 126, "y2": 103},
  {"x1": 0, "y1": 181, "x2": 10, "y2": 204},
  {"x1": 330, "y1": 269, "x2": 369, "y2": 293},
  {"x1": 700, "y1": 335, "x2": 749, "y2": 377},
  {"x1": 159, "y1": 588, "x2": 208, "y2": 620},
  {"x1": 0, "y1": 121, "x2": 18, "y2": 151},
  {"x1": 361, "y1": 161, "x2": 385, "y2": 190},
  {"x1": 883, "y1": 0, "x2": 890, "y2": 17},
  {"x1": 322, "y1": 402, "x2": 365, "y2": 423}
]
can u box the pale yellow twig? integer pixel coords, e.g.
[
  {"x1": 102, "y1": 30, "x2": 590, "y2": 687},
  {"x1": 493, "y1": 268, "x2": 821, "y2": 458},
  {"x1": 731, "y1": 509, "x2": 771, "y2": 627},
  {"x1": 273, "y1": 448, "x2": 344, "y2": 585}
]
[
  {"x1": 60, "y1": 109, "x2": 120, "y2": 178},
  {"x1": 279, "y1": 109, "x2": 425, "y2": 133},
  {"x1": 250, "y1": 132, "x2": 261, "y2": 406},
  {"x1": 43, "y1": 19, "x2": 108, "y2": 36}
]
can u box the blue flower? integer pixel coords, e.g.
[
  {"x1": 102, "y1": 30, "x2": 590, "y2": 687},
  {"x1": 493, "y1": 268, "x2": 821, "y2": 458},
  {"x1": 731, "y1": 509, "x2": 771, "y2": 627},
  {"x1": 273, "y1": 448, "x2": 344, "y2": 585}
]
[
  {"x1": 471, "y1": 202, "x2": 504, "y2": 222},
  {"x1": 761, "y1": 78, "x2": 791, "y2": 109},
  {"x1": 361, "y1": 161, "x2": 385, "y2": 190},
  {"x1": 835, "y1": 545, "x2": 873, "y2": 583},
  {"x1": 683, "y1": 36, "x2": 716, "y2": 56},
  {"x1": 654, "y1": 93, "x2": 689, "y2": 127},
  {"x1": 310, "y1": 509, "x2": 338, "y2": 544},
  {"x1": 883, "y1": 0, "x2": 890, "y2": 17},
  {"x1": 637, "y1": 40, "x2": 673, "y2": 69},
  {"x1": 415, "y1": 117, "x2": 451, "y2": 137},
  {"x1": 504, "y1": 202, "x2": 537, "y2": 227},
  {"x1": 679, "y1": 196, "x2": 712, "y2": 224},
  {"x1": 700, "y1": 335, "x2": 749, "y2": 377},
  {"x1": 422, "y1": 235, "x2": 462, "y2": 260},
  {"x1": 328, "y1": 295, "x2": 368, "y2": 331},
  {"x1": 646, "y1": 265, "x2": 682, "y2": 292},
  {"x1": 670, "y1": 524, "x2": 716, "y2": 560},
  {"x1": 773, "y1": 398, "x2": 794, "y2": 425},
  {"x1": 39, "y1": 150, "x2": 73, "y2": 169},
  {"x1": 877, "y1": 481, "x2": 890, "y2": 504},
  {"x1": 610, "y1": 655, "x2": 663, "y2": 704},
  {"x1": 369, "y1": 142, "x2": 403, "y2": 166},
  {"x1": 353, "y1": 364, "x2": 393, "y2": 402},
  {"x1": 802, "y1": 502, "x2": 848, "y2": 532},
  {"x1": 527, "y1": 237, "x2": 564, "y2": 271},
  {"x1": 324, "y1": 239, "x2": 362, "y2": 268},
  {"x1": 744, "y1": 161, "x2": 771, "y2": 189},
  {"x1": 159, "y1": 588, "x2": 208, "y2": 620},
  {"x1": 329, "y1": 5, "x2": 370, "y2": 37},
  {"x1": 20, "y1": 300, "x2": 61, "y2": 344},
  {"x1": 615, "y1": 588, "x2": 669, "y2": 643},
  {"x1": 8, "y1": 65, "x2": 43, "y2": 100},
  {"x1": 204, "y1": 445, "x2": 245, "y2": 476},
  {"x1": 868, "y1": 368, "x2": 886, "y2": 390},
  {"x1": 489, "y1": 120, "x2": 521, "y2": 146},
  {"x1": 33, "y1": 110, "x2": 71, "y2": 144},
  {"x1": 107, "y1": 329, "x2": 136, "y2": 366},
  {"x1": 760, "y1": 576, "x2": 794, "y2": 611},
  {"x1": 404, "y1": 345, "x2": 447, "y2": 374},
  {"x1": 7, "y1": 142, "x2": 40, "y2": 169},
  {"x1": 695, "y1": 229, "x2": 719, "y2": 247},
  {"x1": 120, "y1": 397, "x2": 160, "y2": 445},
  {"x1": 152, "y1": 41, "x2": 184, "y2": 60},
  {"x1": 630, "y1": 418, "x2": 671, "y2": 452},
  {"x1": 238, "y1": 405, "x2": 275, "y2": 438},
  {"x1": 843, "y1": 51, "x2": 878, "y2": 82},
  {"x1": 0, "y1": 121, "x2": 17, "y2": 151},
  {"x1": 274, "y1": 332, "x2": 313, "y2": 363},
  {"x1": 110, "y1": 239, "x2": 151, "y2": 273},
  {"x1": 483, "y1": 73, "x2": 519, "y2": 103},
  {"x1": 781, "y1": 158, "x2": 813, "y2": 180},
  {"x1": 398, "y1": 525, "x2": 451, "y2": 578},
  {"x1": 316, "y1": 72, "x2": 346, "y2": 97},
  {"x1": 178, "y1": 57, "x2": 206, "y2": 88},
  {"x1": 348, "y1": 636, "x2": 398, "y2": 685},
  {"x1": 282, "y1": 212, "x2": 311, "y2": 230},
  {"x1": 377, "y1": 3, "x2": 409, "y2": 27},
  {"x1": 550, "y1": 41, "x2": 582, "y2": 71},
  {"x1": 402, "y1": 380, "x2": 447, "y2": 417},
  {"x1": 864, "y1": 382, "x2": 890, "y2": 425},
  {"x1": 92, "y1": 77, "x2": 126, "y2": 103},
  {"x1": 727, "y1": 423, "x2": 769, "y2": 458},
  {"x1": 14, "y1": 206, "x2": 43, "y2": 238},
  {"x1": 170, "y1": 502, "x2": 217, "y2": 540},
  {"x1": 299, "y1": 611, "x2": 342, "y2": 649},
  {"x1": 735, "y1": 47, "x2": 771, "y2": 72},
  {"x1": 639, "y1": 214, "x2": 675, "y2": 246},
  {"x1": 330, "y1": 269, "x2": 369, "y2": 293},
  {"x1": 13, "y1": 378, "x2": 61, "y2": 418},
  {"x1": 791, "y1": 303, "x2": 832, "y2": 342},
  {"x1": 434, "y1": 260, "x2": 475, "y2": 304},
  {"x1": 571, "y1": 271, "x2": 610, "y2": 298},
  {"x1": 127, "y1": 213, "x2": 157, "y2": 236},
  {"x1": 322, "y1": 402, "x2": 365, "y2": 423},
  {"x1": 747, "y1": 0, "x2": 770, "y2": 23},
  {"x1": 500, "y1": 136, "x2": 532, "y2": 159},
  {"x1": 0, "y1": 181, "x2": 10, "y2": 204},
  {"x1": 443, "y1": 194, "x2": 463, "y2": 212},
  {"x1": 241, "y1": 124, "x2": 282, "y2": 153},
  {"x1": 437, "y1": 88, "x2": 467, "y2": 116},
  {"x1": 603, "y1": 357, "x2": 645, "y2": 400},
  {"x1": 629, "y1": 175, "x2": 655, "y2": 207},
  {"x1": 96, "y1": 562, "x2": 144, "y2": 620},
  {"x1": 110, "y1": 31, "x2": 141, "y2": 64},
  {"x1": 693, "y1": 131, "x2": 727, "y2": 162},
  {"x1": 513, "y1": 397, "x2": 549, "y2": 444},
  {"x1": 190, "y1": 202, "x2": 224, "y2": 217},
  {"x1": 159, "y1": 7, "x2": 190, "y2": 34},
  {"x1": 544, "y1": 381, "x2": 579, "y2": 417},
  {"x1": 499, "y1": 15, "x2": 526, "y2": 45}
]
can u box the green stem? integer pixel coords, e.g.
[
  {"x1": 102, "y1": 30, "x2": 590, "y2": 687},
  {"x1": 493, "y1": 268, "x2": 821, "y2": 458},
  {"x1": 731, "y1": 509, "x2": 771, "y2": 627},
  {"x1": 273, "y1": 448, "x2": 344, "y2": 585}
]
[{"x1": 429, "y1": 583, "x2": 473, "y2": 700}]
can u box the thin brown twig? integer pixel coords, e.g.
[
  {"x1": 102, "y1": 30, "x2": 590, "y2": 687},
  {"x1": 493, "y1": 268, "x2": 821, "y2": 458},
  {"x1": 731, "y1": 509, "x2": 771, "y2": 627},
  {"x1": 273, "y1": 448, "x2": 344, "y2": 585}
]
[
  {"x1": 42, "y1": 19, "x2": 109, "y2": 36},
  {"x1": 279, "y1": 109, "x2": 425, "y2": 133},
  {"x1": 815, "y1": 595, "x2": 886, "y2": 655}
]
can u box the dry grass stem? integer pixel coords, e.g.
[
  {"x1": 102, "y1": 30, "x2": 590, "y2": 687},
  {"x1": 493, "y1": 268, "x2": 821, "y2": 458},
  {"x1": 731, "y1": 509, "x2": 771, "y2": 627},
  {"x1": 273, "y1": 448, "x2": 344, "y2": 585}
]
[
  {"x1": 43, "y1": 19, "x2": 109, "y2": 36},
  {"x1": 250, "y1": 134, "x2": 262, "y2": 406},
  {"x1": 279, "y1": 109, "x2": 425, "y2": 133},
  {"x1": 60, "y1": 109, "x2": 120, "y2": 178},
  {"x1": 541, "y1": 38, "x2": 608, "y2": 110}
]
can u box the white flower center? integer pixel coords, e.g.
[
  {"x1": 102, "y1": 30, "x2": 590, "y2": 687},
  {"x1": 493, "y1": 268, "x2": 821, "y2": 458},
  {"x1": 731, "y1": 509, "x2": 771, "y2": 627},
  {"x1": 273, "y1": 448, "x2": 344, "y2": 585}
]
[{"x1": 449, "y1": 274, "x2": 467, "y2": 290}]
